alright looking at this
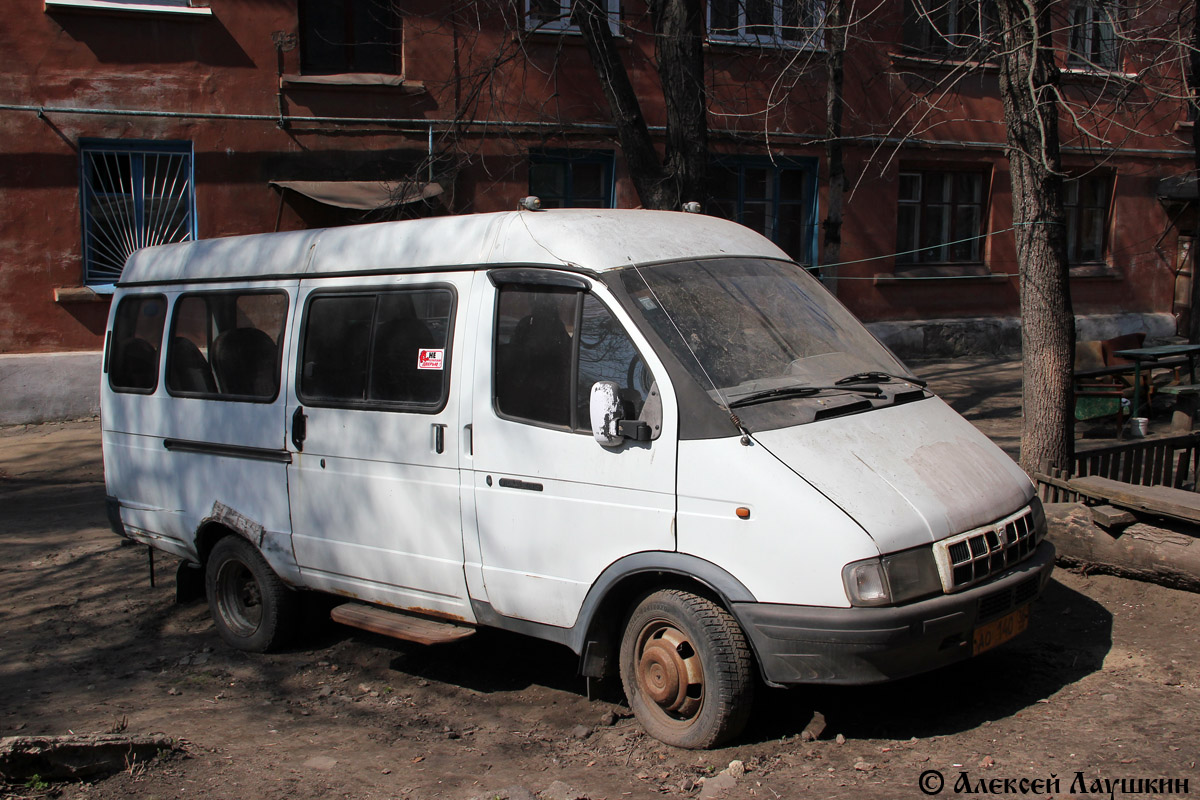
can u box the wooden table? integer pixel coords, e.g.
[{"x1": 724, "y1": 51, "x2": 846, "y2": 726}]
[{"x1": 1112, "y1": 344, "x2": 1200, "y2": 419}]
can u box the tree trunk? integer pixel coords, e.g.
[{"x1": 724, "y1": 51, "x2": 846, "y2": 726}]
[
  {"x1": 572, "y1": 0, "x2": 674, "y2": 209},
  {"x1": 1189, "y1": 0, "x2": 1200, "y2": 344},
  {"x1": 649, "y1": 0, "x2": 707, "y2": 208},
  {"x1": 821, "y1": 0, "x2": 847, "y2": 289},
  {"x1": 994, "y1": 0, "x2": 1075, "y2": 474}
]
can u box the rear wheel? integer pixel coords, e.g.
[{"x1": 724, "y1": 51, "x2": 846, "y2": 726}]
[
  {"x1": 619, "y1": 589, "x2": 754, "y2": 749},
  {"x1": 205, "y1": 535, "x2": 297, "y2": 653}
]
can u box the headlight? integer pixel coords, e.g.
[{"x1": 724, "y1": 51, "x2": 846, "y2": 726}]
[
  {"x1": 1029, "y1": 495, "x2": 1047, "y2": 542},
  {"x1": 843, "y1": 546, "x2": 943, "y2": 607},
  {"x1": 842, "y1": 559, "x2": 889, "y2": 606}
]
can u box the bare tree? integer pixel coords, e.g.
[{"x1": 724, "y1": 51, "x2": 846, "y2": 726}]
[
  {"x1": 822, "y1": 0, "x2": 849, "y2": 282},
  {"x1": 571, "y1": 0, "x2": 707, "y2": 209},
  {"x1": 992, "y1": 0, "x2": 1075, "y2": 473}
]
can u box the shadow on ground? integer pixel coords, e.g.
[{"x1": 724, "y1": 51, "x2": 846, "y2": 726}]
[{"x1": 744, "y1": 577, "x2": 1111, "y2": 744}]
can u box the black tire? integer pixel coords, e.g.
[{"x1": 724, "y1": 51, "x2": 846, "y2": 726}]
[
  {"x1": 619, "y1": 589, "x2": 755, "y2": 749},
  {"x1": 205, "y1": 535, "x2": 298, "y2": 653}
]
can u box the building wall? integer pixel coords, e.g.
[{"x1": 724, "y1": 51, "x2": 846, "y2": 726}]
[{"x1": 0, "y1": 0, "x2": 1194, "y2": 368}]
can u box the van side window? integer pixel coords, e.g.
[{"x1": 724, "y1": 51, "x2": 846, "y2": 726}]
[
  {"x1": 298, "y1": 288, "x2": 454, "y2": 411},
  {"x1": 166, "y1": 291, "x2": 288, "y2": 402},
  {"x1": 108, "y1": 294, "x2": 167, "y2": 393},
  {"x1": 494, "y1": 286, "x2": 577, "y2": 426},
  {"x1": 494, "y1": 286, "x2": 653, "y2": 431}
]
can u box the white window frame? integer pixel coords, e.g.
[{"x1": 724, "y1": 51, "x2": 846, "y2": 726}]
[
  {"x1": 524, "y1": 0, "x2": 619, "y2": 34},
  {"x1": 44, "y1": 0, "x2": 212, "y2": 17},
  {"x1": 1067, "y1": 0, "x2": 1120, "y2": 71},
  {"x1": 904, "y1": 0, "x2": 994, "y2": 57},
  {"x1": 707, "y1": 0, "x2": 827, "y2": 49}
]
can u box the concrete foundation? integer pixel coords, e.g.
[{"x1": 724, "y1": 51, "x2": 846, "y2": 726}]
[
  {"x1": 0, "y1": 352, "x2": 102, "y2": 426},
  {"x1": 869, "y1": 312, "x2": 1178, "y2": 360}
]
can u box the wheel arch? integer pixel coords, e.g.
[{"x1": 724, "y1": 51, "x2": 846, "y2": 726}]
[
  {"x1": 194, "y1": 520, "x2": 237, "y2": 567},
  {"x1": 570, "y1": 552, "x2": 757, "y2": 679}
]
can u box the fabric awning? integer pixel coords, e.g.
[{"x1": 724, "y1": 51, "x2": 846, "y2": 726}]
[
  {"x1": 1158, "y1": 175, "x2": 1199, "y2": 202},
  {"x1": 271, "y1": 180, "x2": 443, "y2": 210}
]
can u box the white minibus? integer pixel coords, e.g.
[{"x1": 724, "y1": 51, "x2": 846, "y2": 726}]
[{"x1": 102, "y1": 208, "x2": 1053, "y2": 748}]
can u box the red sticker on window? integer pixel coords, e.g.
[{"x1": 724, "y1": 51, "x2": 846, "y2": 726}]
[{"x1": 417, "y1": 349, "x2": 445, "y2": 371}]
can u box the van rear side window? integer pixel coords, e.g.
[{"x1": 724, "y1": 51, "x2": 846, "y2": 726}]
[
  {"x1": 108, "y1": 294, "x2": 167, "y2": 393},
  {"x1": 166, "y1": 291, "x2": 288, "y2": 402},
  {"x1": 298, "y1": 288, "x2": 454, "y2": 411}
]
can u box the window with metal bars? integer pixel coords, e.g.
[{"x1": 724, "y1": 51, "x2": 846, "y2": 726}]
[{"x1": 79, "y1": 139, "x2": 196, "y2": 286}]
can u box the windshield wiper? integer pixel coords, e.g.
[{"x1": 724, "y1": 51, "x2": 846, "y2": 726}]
[
  {"x1": 835, "y1": 371, "x2": 928, "y2": 388},
  {"x1": 728, "y1": 383, "x2": 883, "y2": 409}
]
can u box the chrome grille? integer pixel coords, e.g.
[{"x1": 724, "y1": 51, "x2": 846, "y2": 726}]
[{"x1": 933, "y1": 506, "x2": 1041, "y2": 593}]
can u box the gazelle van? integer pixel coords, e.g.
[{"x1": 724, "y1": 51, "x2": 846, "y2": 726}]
[{"x1": 102, "y1": 208, "x2": 1053, "y2": 748}]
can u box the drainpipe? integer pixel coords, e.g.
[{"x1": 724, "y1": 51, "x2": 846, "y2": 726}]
[{"x1": 271, "y1": 31, "x2": 298, "y2": 130}]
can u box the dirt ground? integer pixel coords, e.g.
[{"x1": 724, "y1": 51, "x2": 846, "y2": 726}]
[{"x1": 2, "y1": 361, "x2": 1198, "y2": 799}]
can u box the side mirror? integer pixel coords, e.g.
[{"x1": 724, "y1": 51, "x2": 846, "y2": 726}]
[{"x1": 590, "y1": 381, "x2": 623, "y2": 447}]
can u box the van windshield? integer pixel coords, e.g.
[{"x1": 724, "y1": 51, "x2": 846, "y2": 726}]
[{"x1": 618, "y1": 258, "x2": 914, "y2": 404}]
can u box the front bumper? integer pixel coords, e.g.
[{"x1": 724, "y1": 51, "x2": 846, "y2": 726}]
[{"x1": 734, "y1": 540, "x2": 1055, "y2": 686}]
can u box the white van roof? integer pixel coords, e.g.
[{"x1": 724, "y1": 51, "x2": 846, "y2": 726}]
[{"x1": 118, "y1": 208, "x2": 790, "y2": 285}]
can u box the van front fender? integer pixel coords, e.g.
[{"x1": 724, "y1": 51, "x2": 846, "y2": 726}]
[
  {"x1": 469, "y1": 552, "x2": 757, "y2": 674},
  {"x1": 568, "y1": 552, "x2": 758, "y2": 676}
]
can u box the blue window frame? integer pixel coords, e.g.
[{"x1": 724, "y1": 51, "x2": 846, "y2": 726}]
[
  {"x1": 708, "y1": 157, "x2": 819, "y2": 266},
  {"x1": 528, "y1": 151, "x2": 615, "y2": 209},
  {"x1": 80, "y1": 139, "x2": 196, "y2": 286}
]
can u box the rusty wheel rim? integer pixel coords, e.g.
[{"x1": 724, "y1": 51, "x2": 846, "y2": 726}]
[
  {"x1": 635, "y1": 621, "x2": 704, "y2": 722},
  {"x1": 215, "y1": 559, "x2": 263, "y2": 638}
]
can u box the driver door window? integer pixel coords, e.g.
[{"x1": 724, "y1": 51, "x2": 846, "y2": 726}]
[{"x1": 493, "y1": 286, "x2": 653, "y2": 431}]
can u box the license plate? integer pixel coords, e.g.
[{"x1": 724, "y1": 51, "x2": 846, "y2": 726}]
[{"x1": 973, "y1": 606, "x2": 1030, "y2": 655}]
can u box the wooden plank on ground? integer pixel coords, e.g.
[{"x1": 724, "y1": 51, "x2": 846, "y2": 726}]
[{"x1": 1067, "y1": 475, "x2": 1200, "y2": 525}]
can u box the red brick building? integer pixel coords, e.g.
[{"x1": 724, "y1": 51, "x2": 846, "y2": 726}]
[{"x1": 0, "y1": 0, "x2": 1193, "y2": 421}]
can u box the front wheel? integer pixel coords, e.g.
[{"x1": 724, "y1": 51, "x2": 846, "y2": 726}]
[
  {"x1": 205, "y1": 535, "x2": 298, "y2": 653},
  {"x1": 619, "y1": 589, "x2": 754, "y2": 749}
]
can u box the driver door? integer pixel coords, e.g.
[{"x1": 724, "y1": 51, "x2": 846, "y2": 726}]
[{"x1": 465, "y1": 274, "x2": 678, "y2": 628}]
